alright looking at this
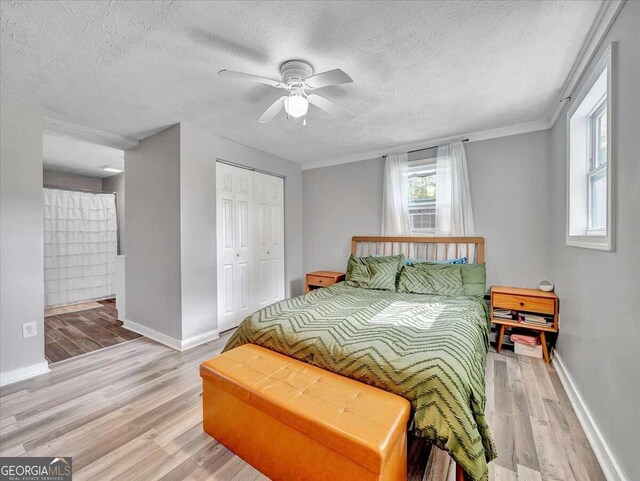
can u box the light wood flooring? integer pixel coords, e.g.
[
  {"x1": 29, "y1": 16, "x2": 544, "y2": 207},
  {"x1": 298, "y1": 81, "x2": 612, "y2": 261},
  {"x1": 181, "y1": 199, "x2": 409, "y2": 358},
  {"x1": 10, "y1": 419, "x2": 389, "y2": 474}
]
[
  {"x1": 0, "y1": 331, "x2": 605, "y2": 481},
  {"x1": 44, "y1": 299, "x2": 142, "y2": 363}
]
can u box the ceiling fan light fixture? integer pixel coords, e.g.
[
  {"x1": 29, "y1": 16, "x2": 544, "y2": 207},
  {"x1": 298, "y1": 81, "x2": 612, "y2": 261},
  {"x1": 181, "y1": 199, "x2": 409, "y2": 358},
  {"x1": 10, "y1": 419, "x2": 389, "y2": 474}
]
[
  {"x1": 219, "y1": 59, "x2": 353, "y2": 123},
  {"x1": 284, "y1": 93, "x2": 308, "y2": 118}
]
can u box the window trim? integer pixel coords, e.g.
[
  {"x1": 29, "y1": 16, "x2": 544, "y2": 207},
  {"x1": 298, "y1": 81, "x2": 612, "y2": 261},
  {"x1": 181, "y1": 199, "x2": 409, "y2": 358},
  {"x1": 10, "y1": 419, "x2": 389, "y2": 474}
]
[
  {"x1": 566, "y1": 42, "x2": 615, "y2": 251},
  {"x1": 588, "y1": 97, "x2": 607, "y2": 172},
  {"x1": 586, "y1": 97, "x2": 607, "y2": 232},
  {"x1": 587, "y1": 164, "x2": 606, "y2": 232}
]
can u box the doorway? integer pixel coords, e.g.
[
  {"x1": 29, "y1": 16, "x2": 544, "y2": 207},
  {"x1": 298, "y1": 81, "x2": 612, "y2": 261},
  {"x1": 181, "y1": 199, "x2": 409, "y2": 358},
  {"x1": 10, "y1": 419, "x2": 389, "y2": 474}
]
[{"x1": 42, "y1": 133, "x2": 138, "y2": 363}]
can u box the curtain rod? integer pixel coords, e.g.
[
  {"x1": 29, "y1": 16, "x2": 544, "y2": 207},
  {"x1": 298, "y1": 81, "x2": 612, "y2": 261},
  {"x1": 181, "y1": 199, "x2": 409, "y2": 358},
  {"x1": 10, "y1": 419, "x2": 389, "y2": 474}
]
[
  {"x1": 44, "y1": 185, "x2": 116, "y2": 195},
  {"x1": 406, "y1": 138, "x2": 470, "y2": 156},
  {"x1": 216, "y1": 158, "x2": 286, "y2": 179}
]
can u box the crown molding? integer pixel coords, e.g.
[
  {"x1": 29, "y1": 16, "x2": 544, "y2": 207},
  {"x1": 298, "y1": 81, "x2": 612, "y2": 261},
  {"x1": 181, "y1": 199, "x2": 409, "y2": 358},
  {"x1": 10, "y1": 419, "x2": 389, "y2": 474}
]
[
  {"x1": 301, "y1": 119, "x2": 550, "y2": 171},
  {"x1": 549, "y1": 0, "x2": 625, "y2": 127},
  {"x1": 43, "y1": 117, "x2": 139, "y2": 151},
  {"x1": 464, "y1": 119, "x2": 550, "y2": 144}
]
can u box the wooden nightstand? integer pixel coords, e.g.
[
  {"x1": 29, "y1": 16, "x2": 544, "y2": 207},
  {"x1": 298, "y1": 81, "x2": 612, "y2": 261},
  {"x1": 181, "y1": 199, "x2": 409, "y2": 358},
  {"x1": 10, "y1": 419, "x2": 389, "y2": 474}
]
[
  {"x1": 491, "y1": 286, "x2": 559, "y2": 363},
  {"x1": 305, "y1": 271, "x2": 345, "y2": 292}
]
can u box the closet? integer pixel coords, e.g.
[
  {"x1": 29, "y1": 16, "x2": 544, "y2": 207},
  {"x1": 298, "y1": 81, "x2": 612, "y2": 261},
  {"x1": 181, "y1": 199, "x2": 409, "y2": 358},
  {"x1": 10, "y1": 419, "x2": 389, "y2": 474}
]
[{"x1": 216, "y1": 162, "x2": 285, "y2": 332}]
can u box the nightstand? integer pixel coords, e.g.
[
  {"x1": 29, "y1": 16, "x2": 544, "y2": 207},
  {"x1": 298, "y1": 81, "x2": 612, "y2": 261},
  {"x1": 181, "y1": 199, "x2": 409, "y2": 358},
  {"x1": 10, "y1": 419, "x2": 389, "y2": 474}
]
[
  {"x1": 490, "y1": 286, "x2": 559, "y2": 363},
  {"x1": 305, "y1": 271, "x2": 345, "y2": 292}
]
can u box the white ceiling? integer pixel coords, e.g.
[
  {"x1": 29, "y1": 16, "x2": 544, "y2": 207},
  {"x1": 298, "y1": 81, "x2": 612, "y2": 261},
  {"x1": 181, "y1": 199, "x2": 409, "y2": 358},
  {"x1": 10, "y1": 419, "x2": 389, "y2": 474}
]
[
  {"x1": 1, "y1": 1, "x2": 603, "y2": 165},
  {"x1": 44, "y1": 134, "x2": 124, "y2": 178}
]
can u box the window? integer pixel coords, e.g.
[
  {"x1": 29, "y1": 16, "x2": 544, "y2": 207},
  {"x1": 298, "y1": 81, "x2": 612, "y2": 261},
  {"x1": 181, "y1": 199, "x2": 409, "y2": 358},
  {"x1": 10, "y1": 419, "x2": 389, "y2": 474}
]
[
  {"x1": 567, "y1": 43, "x2": 615, "y2": 251},
  {"x1": 408, "y1": 158, "x2": 436, "y2": 234},
  {"x1": 588, "y1": 98, "x2": 607, "y2": 231}
]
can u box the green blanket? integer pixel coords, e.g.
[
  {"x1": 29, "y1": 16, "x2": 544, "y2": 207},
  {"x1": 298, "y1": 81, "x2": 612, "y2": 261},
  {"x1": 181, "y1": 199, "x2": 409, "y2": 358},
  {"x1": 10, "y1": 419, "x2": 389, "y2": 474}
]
[{"x1": 224, "y1": 283, "x2": 497, "y2": 481}]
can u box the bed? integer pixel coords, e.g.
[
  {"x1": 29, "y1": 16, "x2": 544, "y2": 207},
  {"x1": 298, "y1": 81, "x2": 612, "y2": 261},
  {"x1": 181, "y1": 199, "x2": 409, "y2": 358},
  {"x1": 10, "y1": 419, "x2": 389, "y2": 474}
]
[{"x1": 223, "y1": 236, "x2": 496, "y2": 481}]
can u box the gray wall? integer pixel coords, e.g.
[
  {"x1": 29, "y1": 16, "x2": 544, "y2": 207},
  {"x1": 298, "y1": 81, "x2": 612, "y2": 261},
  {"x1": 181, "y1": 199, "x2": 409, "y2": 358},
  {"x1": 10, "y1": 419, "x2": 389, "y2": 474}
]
[
  {"x1": 180, "y1": 123, "x2": 303, "y2": 339},
  {"x1": 303, "y1": 158, "x2": 385, "y2": 275},
  {"x1": 43, "y1": 170, "x2": 103, "y2": 191},
  {"x1": 125, "y1": 125, "x2": 183, "y2": 339},
  {"x1": 303, "y1": 130, "x2": 553, "y2": 289},
  {"x1": 549, "y1": 2, "x2": 640, "y2": 479},
  {"x1": 466, "y1": 131, "x2": 552, "y2": 287},
  {"x1": 0, "y1": 96, "x2": 47, "y2": 384},
  {"x1": 125, "y1": 123, "x2": 303, "y2": 342},
  {"x1": 102, "y1": 173, "x2": 125, "y2": 254}
]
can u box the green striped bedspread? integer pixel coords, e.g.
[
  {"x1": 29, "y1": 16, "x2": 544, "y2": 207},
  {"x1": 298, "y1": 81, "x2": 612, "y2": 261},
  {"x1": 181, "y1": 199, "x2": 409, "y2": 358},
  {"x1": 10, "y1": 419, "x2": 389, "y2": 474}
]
[{"x1": 223, "y1": 283, "x2": 497, "y2": 481}]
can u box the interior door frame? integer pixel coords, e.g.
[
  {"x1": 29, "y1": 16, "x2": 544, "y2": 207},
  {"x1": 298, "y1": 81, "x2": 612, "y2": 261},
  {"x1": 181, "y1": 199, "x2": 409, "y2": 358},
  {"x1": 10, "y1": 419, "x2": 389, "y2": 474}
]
[{"x1": 215, "y1": 158, "x2": 288, "y2": 315}]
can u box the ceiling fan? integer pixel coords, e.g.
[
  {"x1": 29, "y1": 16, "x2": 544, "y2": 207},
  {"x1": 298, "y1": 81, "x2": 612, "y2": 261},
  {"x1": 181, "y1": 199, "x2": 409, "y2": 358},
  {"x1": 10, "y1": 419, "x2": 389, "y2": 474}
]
[{"x1": 218, "y1": 60, "x2": 354, "y2": 124}]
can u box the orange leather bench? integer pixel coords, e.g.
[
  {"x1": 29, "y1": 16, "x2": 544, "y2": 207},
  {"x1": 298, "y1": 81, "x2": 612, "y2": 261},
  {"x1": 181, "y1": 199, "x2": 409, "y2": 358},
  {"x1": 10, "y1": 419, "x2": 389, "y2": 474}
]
[{"x1": 200, "y1": 344, "x2": 411, "y2": 481}]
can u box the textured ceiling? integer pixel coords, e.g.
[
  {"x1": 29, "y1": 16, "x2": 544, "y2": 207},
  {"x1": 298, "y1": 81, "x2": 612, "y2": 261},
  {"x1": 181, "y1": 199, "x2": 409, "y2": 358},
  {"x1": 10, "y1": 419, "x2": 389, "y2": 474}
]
[
  {"x1": 1, "y1": 1, "x2": 603, "y2": 165},
  {"x1": 44, "y1": 134, "x2": 124, "y2": 178}
]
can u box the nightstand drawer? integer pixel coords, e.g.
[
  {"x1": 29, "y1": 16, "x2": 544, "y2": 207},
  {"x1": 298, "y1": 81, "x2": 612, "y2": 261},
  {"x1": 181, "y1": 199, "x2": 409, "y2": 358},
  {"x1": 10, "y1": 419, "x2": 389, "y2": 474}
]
[
  {"x1": 306, "y1": 275, "x2": 336, "y2": 287},
  {"x1": 493, "y1": 293, "x2": 555, "y2": 315}
]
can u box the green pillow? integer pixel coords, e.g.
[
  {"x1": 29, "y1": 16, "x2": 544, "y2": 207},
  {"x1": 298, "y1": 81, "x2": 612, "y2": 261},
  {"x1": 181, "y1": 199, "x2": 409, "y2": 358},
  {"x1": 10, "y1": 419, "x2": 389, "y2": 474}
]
[
  {"x1": 459, "y1": 263, "x2": 486, "y2": 297},
  {"x1": 349, "y1": 263, "x2": 371, "y2": 283},
  {"x1": 397, "y1": 264, "x2": 465, "y2": 296},
  {"x1": 345, "y1": 254, "x2": 404, "y2": 291},
  {"x1": 414, "y1": 262, "x2": 486, "y2": 297}
]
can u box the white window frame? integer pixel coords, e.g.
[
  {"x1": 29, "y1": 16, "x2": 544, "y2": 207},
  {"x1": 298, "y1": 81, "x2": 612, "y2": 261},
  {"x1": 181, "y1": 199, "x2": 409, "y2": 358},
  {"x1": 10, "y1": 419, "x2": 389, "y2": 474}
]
[
  {"x1": 408, "y1": 156, "x2": 437, "y2": 235},
  {"x1": 566, "y1": 43, "x2": 615, "y2": 251},
  {"x1": 586, "y1": 96, "x2": 607, "y2": 233}
]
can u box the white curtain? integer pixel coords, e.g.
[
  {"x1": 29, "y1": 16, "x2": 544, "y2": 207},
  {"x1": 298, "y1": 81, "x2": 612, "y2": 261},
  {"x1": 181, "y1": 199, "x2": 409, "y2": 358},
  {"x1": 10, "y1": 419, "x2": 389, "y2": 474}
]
[
  {"x1": 44, "y1": 188, "x2": 118, "y2": 307},
  {"x1": 381, "y1": 153, "x2": 411, "y2": 236},
  {"x1": 436, "y1": 141, "x2": 476, "y2": 260}
]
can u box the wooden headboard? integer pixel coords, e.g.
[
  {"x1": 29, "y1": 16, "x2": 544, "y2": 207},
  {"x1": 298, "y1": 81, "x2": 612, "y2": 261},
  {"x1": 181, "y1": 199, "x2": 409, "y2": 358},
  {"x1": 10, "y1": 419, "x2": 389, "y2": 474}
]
[{"x1": 351, "y1": 236, "x2": 485, "y2": 264}]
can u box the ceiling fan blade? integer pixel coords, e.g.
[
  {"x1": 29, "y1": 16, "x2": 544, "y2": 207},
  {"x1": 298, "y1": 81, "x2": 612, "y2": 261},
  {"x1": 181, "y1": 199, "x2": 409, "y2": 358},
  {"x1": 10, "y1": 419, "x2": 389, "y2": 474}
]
[
  {"x1": 218, "y1": 69, "x2": 281, "y2": 87},
  {"x1": 258, "y1": 96, "x2": 287, "y2": 123},
  {"x1": 307, "y1": 94, "x2": 354, "y2": 122},
  {"x1": 305, "y1": 69, "x2": 353, "y2": 89}
]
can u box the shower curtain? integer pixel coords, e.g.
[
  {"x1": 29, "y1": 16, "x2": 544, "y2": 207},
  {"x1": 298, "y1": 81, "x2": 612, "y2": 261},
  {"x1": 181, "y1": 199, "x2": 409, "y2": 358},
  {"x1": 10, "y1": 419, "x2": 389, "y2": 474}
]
[{"x1": 44, "y1": 188, "x2": 118, "y2": 307}]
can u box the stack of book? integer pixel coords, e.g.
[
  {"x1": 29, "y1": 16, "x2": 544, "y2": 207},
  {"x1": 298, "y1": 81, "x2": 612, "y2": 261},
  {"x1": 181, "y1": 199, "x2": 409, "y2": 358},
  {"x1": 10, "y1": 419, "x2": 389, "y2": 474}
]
[
  {"x1": 493, "y1": 308, "x2": 555, "y2": 328},
  {"x1": 517, "y1": 313, "x2": 554, "y2": 327},
  {"x1": 493, "y1": 309, "x2": 516, "y2": 320}
]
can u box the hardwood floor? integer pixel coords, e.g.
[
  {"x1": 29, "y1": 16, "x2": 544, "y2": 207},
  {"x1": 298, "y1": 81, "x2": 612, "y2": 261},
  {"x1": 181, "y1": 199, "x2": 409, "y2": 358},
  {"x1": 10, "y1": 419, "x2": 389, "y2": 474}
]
[
  {"x1": 44, "y1": 299, "x2": 142, "y2": 363},
  {"x1": 0, "y1": 332, "x2": 605, "y2": 481}
]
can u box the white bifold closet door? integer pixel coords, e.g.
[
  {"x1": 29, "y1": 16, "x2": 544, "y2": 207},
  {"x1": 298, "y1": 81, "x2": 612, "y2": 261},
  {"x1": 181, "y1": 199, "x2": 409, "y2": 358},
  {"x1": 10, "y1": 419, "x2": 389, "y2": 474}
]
[
  {"x1": 254, "y1": 172, "x2": 285, "y2": 310},
  {"x1": 216, "y1": 163, "x2": 285, "y2": 332}
]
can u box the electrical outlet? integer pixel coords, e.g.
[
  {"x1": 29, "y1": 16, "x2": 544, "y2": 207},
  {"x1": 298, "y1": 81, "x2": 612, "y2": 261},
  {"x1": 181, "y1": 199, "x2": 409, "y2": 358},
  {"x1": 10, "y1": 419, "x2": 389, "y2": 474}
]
[{"x1": 23, "y1": 321, "x2": 37, "y2": 338}]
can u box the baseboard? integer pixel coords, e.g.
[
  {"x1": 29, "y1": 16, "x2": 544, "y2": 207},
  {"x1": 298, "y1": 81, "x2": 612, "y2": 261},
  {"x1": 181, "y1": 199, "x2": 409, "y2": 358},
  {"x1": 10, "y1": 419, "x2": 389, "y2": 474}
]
[
  {"x1": 181, "y1": 329, "x2": 219, "y2": 351},
  {"x1": 553, "y1": 351, "x2": 628, "y2": 481},
  {"x1": 0, "y1": 361, "x2": 50, "y2": 387},
  {"x1": 123, "y1": 319, "x2": 183, "y2": 350},
  {"x1": 123, "y1": 319, "x2": 218, "y2": 352}
]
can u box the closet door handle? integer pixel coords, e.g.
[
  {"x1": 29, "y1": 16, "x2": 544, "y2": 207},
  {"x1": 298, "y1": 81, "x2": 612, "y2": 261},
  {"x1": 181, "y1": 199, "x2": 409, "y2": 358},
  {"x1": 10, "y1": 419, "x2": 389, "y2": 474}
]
[
  {"x1": 267, "y1": 251, "x2": 271, "y2": 255},
  {"x1": 236, "y1": 252, "x2": 240, "y2": 257}
]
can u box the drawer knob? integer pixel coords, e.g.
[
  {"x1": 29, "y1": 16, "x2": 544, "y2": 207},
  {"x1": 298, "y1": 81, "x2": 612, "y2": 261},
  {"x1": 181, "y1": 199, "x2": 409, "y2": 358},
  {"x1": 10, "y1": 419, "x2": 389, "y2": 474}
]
[
  {"x1": 519, "y1": 302, "x2": 524, "y2": 306},
  {"x1": 319, "y1": 279, "x2": 323, "y2": 283}
]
